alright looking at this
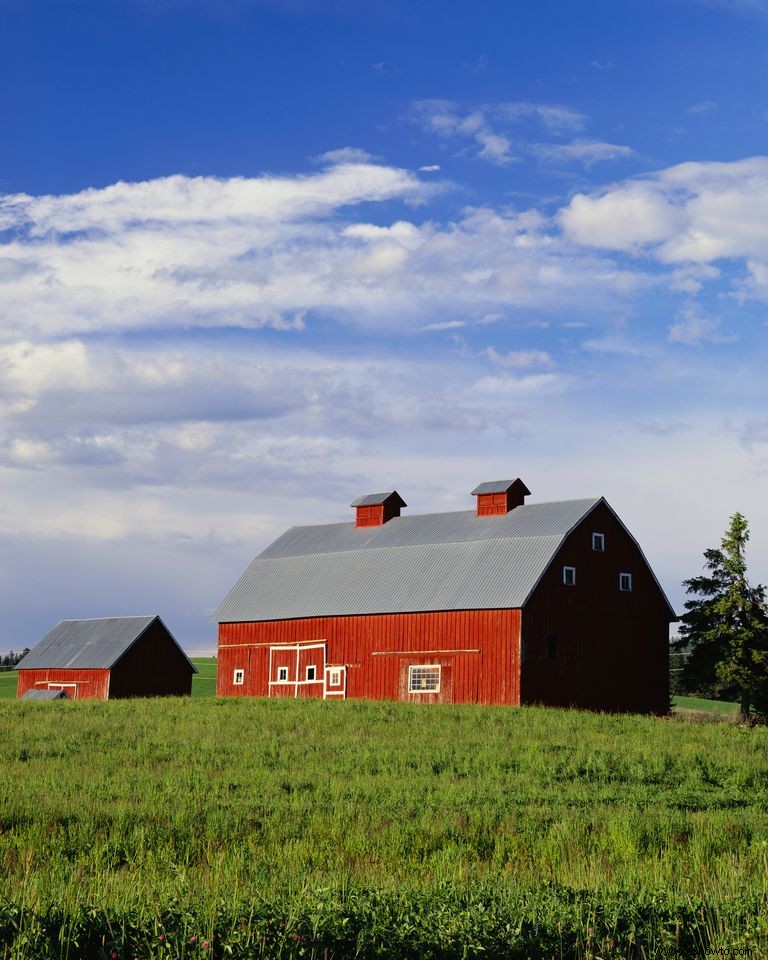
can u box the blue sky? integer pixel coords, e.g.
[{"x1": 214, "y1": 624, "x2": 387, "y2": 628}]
[{"x1": 2, "y1": 0, "x2": 768, "y2": 650}]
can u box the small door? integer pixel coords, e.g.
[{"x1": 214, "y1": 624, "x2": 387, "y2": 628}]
[
  {"x1": 398, "y1": 660, "x2": 453, "y2": 704},
  {"x1": 324, "y1": 665, "x2": 346, "y2": 699},
  {"x1": 48, "y1": 683, "x2": 78, "y2": 700}
]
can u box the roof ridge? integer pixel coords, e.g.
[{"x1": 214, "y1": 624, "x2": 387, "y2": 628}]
[
  {"x1": 270, "y1": 497, "x2": 602, "y2": 533},
  {"x1": 255, "y1": 532, "x2": 564, "y2": 563},
  {"x1": 57, "y1": 615, "x2": 156, "y2": 622}
]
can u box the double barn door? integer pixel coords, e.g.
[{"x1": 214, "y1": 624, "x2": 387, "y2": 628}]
[{"x1": 267, "y1": 642, "x2": 346, "y2": 699}]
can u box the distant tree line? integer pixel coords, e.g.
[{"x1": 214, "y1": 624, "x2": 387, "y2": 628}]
[{"x1": 0, "y1": 650, "x2": 29, "y2": 671}]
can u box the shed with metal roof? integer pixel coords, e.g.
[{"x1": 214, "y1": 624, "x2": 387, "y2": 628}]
[
  {"x1": 16, "y1": 616, "x2": 196, "y2": 701},
  {"x1": 215, "y1": 479, "x2": 675, "y2": 713},
  {"x1": 21, "y1": 688, "x2": 71, "y2": 701}
]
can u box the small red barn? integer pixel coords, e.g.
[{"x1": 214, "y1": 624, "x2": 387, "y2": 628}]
[
  {"x1": 215, "y1": 480, "x2": 675, "y2": 713},
  {"x1": 16, "y1": 615, "x2": 196, "y2": 700}
]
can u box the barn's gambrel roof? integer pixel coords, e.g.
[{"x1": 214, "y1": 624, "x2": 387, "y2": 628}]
[
  {"x1": 216, "y1": 496, "x2": 674, "y2": 623},
  {"x1": 17, "y1": 615, "x2": 197, "y2": 672}
]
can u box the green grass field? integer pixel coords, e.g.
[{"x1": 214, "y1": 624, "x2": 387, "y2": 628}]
[
  {"x1": 1, "y1": 694, "x2": 767, "y2": 959},
  {"x1": 190, "y1": 656, "x2": 217, "y2": 698},
  {"x1": 0, "y1": 671, "x2": 17, "y2": 699},
  {"x1": 672, "y1": 695, "x2": 740, "y2": 717}
]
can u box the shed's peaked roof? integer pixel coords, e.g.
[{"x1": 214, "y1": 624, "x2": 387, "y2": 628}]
[
  {"x1": 17, "y1": 616, "x2": 197, "y2": 672},
  {"x1": 471, "y1": 478, "x2": 530, "y2": 496},
  {"x1": 350, "y1": 491, "x2": 406, "y2": 507},
  {"x1": 22, "y1": 688, "x2": 71, "y2": 700},
  {"x1": 216, "y1": 497, "x2": 618, "y2": 623}
]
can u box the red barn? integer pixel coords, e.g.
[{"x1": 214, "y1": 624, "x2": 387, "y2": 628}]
[
  {"x1": 16, "y1": 615, "x2": 196, "y2": 700},
  {"x1": 215, "y1": 480, "x2": 675, "y2": 713}
]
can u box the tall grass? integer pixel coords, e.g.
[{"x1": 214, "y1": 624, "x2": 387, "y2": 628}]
[{"x1": 2, "y1": 697, "x2": 767, "y2": 957}]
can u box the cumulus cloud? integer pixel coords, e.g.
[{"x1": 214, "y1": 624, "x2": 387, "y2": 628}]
[
  {"x1": 0, "y1": 167, "x2": 651, "y2": 340},
  {"x1": 560, "y1": 157, "x2": 768, "y2": 297}
]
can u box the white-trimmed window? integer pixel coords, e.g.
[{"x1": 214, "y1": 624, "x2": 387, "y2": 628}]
[
  {"x1": 408, "y1": 664, "x2": 441, "y2": 693},
  {"x1": 592, "y1": 532, "x2": 605, "y2": 552},
  {"x1": 277, "y1": 666, "x2": 289, "y2": 682},
  {"x1": 328, "y1": 667, "x2": 341, "y2": 686},
  {"x1": 563, "y1": 565, "x2": 576, "y2": 586},
  {"x1": 620, "y1": 572, "x2": 633, "y2": 592},
  {"x1": 233, "y1": 668, "x2": 244, "y2": 685},
  {"x1": 306, "y1": 665, "x2": 317, "y2": 682}
]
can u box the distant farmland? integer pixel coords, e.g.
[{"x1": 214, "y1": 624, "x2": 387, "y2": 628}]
[{"x1": 1, "y1": 691, "x2": 767, "y2": 958}]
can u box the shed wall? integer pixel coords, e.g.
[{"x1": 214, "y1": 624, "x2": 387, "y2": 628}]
[
  {"x1": 217, "y1": 609, "x2": 521, "y2": 706},
  {"x1": 109, "y1": 620, "x2": 194, "y2": 698},
  {"x1": 16, "y1": 668, "x2": 110, "y2": 700}
]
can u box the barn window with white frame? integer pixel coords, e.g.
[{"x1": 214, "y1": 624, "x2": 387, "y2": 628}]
[{"x1": 408, "y1": 664, "x2": 441, "y2": 693}]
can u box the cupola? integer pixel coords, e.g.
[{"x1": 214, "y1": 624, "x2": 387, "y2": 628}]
[
  {"x1": 471, "y1": 478, "x2": 530, "y2": 516},
  {"x1": 350, "y1": 491, "x2": 407, "y2": 527}
]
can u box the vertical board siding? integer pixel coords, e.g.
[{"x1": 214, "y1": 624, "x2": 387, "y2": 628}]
[
  {"x1": 17, "y1": 668, "x2": 110, "y2": 700},
  {"x1": 520, "y1": 501, "x2": 670, "y2": 714},
  {"x1": 217, "y1": 609, "x2": 521, "y2": 706}
]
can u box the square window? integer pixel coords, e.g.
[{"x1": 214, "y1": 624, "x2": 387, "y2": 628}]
[
  {"x1": 592, "y1": 532, "x2": 605, "y2": 552},
  {"x1": 277, "y1": 666, "x2": 289, "y2": 682},
  {"x1": 408, "y1": 664, "x2": 441, "y2": 693},
  {"x1": 563, "y1": 566, "x2": 576, "y2": 586},
  {"x1": 306, "y1": 665, "x2": 317, "y2": 682},
  {"x1": 328, "y1": 667, "x2": 341, "y2": 686},
  {"x1": 620, "y1": 572, "x2": 633, "y2": 592},
  {"x1": 233, "y1": 669, "x2": 244, "y2": 685}
]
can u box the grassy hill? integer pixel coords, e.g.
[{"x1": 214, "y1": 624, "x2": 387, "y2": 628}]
[{"x1": 1, "y1": 695, "x2": 767, "y2": 958}]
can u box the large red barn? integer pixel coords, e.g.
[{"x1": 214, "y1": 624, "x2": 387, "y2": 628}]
[
  {"x1": 17, "y1": 615, "x2": 196, "y2": 700},
  {"x1": 215, "y1": 480, "x2": 675, "y2": 713}
]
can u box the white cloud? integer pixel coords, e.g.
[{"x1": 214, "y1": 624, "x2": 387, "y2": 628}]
[
  {"x1": 421, "y1": 320, "x2": 466, "y2": 331},
  {"x1": 314, "y1": 147, "x2": 378, "y2": 165},
  {"x1": 534, "y1": 140, "x2": 635, "y2": 167},
  {"x1": 485, "y1": 346, "x2": 554, "y2": 368},
  {"x1": 408, "y1": 99, "x2": 586, "y2": 166},
  {"x1": 667, "y1": 303, "x2": 737, "y2": 345},
  {"x1": 471, "y1": 372, "x2": 565, "y2": 395},
  {"x1": 1, "y1": 164, "x2": 651, "y2": 340},
  {"x1": 560, "y1": 157, "x2": 768, "y2": 298}
]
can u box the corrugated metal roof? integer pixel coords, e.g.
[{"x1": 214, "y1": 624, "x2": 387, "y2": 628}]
[
  {"x1": 17, "y1": 616, "x2": 197, "y2": 672},
  {"x1": 471, "y1": 479, "x2": 520, "y2": 495},
  {"x1": 22, "y1": 688, "x2": 71, "y2": 700},
  {"x1": 350, "y1": 491, "x2": 406, "y2": 507},
  {"x1": 215, "y1": 534, "x2": 564, "y2": 622},
  {"x1": 216, "y1": 498, "x2": 604, "y2": 623},
  {"x1": 260, "y1": 499, "x2": 601, "y2": 560}
]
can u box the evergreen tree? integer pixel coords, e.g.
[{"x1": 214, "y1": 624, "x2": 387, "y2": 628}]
[{"x1": 675, "y1": 513, "x2": 768, "y2": 720}]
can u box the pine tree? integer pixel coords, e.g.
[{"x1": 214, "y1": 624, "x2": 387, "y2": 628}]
[{"x1": 676, "y1": 513, "x2": 768, "y2": 720}]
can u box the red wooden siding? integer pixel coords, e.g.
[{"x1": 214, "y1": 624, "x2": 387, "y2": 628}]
[
  {"x1": 521, "y1": 501, "x2": 670, "y2": 714},
  {"x1": 16, "y1": 621, "x2": 193, "y2": 701},
  {"x1": 217, "y1": 609, "x2": 521, "y2": 706},
  {"x1": 17, "y1": 668, "x2": 110, "y2": 700},
  {"x1": 475, "y1": 492, "x2": 511, "y2": 516}
]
